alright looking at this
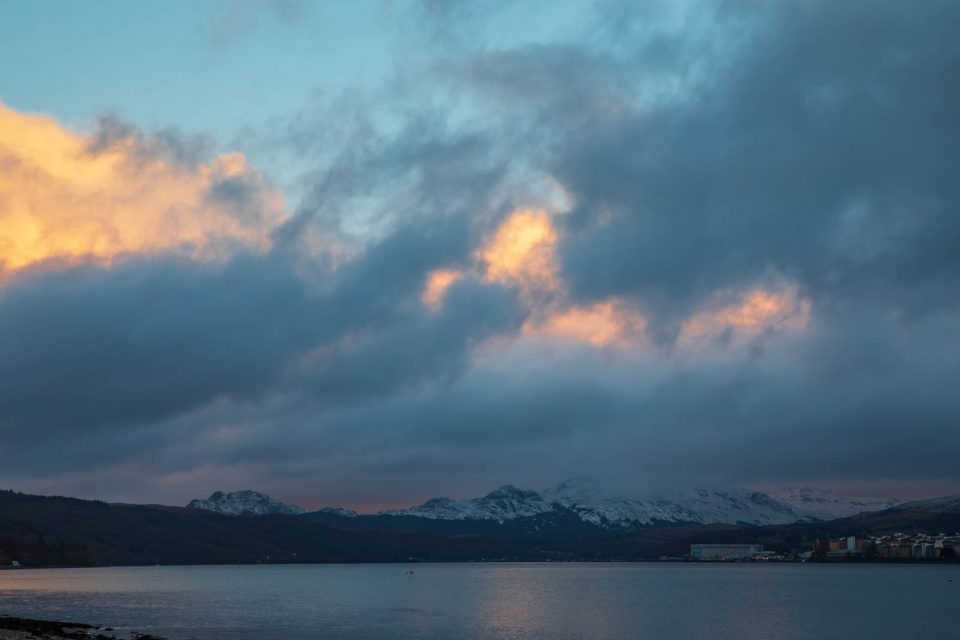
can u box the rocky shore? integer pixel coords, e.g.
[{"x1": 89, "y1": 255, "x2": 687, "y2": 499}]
[{"x1": 0, "y1": 617, "x2": 163, "y2": 640}]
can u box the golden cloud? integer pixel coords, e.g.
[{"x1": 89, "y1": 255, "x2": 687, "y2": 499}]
[
  {"x1": 422, "y1": 268, "x2": 464, "y2": 311},
  {"x1": 475, "y1": 209, "x2": 560, "y2": 295},
  {"x1": 0, "y1": 102, "x2": 284, "y2": 274},
  {"x1": 427, "y1": 207, "x2": 811, "y2": 349},
  {"x1": 523, "y1": 300, "x2": 647, "y2": 347},
  {"x1": 420, "y1": 209, "x2": 647, "y2": 346},
  {"x1": 679, "y1": 286, "x2": 812, "y2": 344}
]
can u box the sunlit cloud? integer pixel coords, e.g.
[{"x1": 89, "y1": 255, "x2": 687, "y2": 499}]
[
  {"x1": 679, "y1": 286, "x2": 812, "y2": 344},
  {"x1": 475, "y1": 209, "x2": 560, "y2": 295},
  {"x1": 436, "y1": 207, "x2": 812, "y2": 350},
  {"x1": 422, "y1": 267, "x2": 464, "y2": 311},
  {"x1": 471, "y1": 208, "x2": 649, "y2": 347},
  {"x1": 523, "y1": 299, "x2": 647, "y2": 347},
  {"x1": 0, "y1": 102, "x2": 285, "y2": 275}
]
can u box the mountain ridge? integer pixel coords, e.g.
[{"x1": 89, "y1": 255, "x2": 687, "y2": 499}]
[
  {"x1": 1, "y1": 488, "x2": 958, "y2": 568},
  {"x1": 186, "y1": 490, "x2": 307, "y2": 516},
  {"x1": 373, "y1": 482, "x2": 901, "y2": 532},
  {"x1": 186, "y1": 482, "x2": 905, "y2": 535}
]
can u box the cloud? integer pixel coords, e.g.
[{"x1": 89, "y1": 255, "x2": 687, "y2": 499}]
[
  {"x1": 0, "y1": 105, "x2": 526, "y2": 450},
  {"x1": 422, "y1": 268, "x2": 464, "y2": 311},
  {"x1": 543, "y1": 1, "x2": 960, "y2": 331},
  {"x1": 1, "y1": 0, "x2": 959, "y2": 507},
  {"x1": 526, "y1": 300, "x2": 646, "y2": 347},
  {"x1": 0, "y1": 253, "x2": 316, "y2": 435},
  {"x1": 0, "y1": 102, "x2": 284, "y2": 275},
  {"x1": 209, "y1": 0, "x2": 314, "y2": 47},
  {"x1": 476, "y1": 209, "x2": 560, "y2": 296},
  {"x1": 678, "y1": 286, "x2": 811, "y2": 346}
]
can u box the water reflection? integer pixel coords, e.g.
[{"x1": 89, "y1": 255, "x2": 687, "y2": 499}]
[{"x1": 1, "y1": 563, "x2": 957, "y2": 640}]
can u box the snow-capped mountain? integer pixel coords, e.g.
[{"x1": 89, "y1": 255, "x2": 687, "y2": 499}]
[
  {"x1": 542, "y1": 478, "x2": 700, "y2": 527},
  {"x1": 888, "y1": 493, "x2": 960, "y2": 513},
  {"x1": 380, "y1": 480, "x2": 901, "y2": 530},
  {"x1": 380, "y1": 486, "x2": 555, "y2": 523},
  {"x1": 545, "y1": 480, "x2": 800, "y2": 527},
  {"x1": 186, "y1": 490, "x2": 306, "y2": 516},
  {"x1": 187, "y1": 482, "x2": 903, "y2": 531},
  {"x1": 768, "y1": 486, "x2": 899, "y2": 520},
  {"x1": 673, "y1": 488, "x2": 801, "y2": 525},
  {"x1": 314, "y1": 506, "x2": 359, "y2": 518}
]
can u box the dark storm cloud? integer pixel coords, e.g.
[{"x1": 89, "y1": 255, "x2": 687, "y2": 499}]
[
  {"x1": 3, "y1": 0, "x2": 959, "y2": 506},
  {"x1": 0, "y1": 219, "x2": 522, "y2": 442},
  {"x1": 638, "y1": 313, "x2": 960, "y2": 487},
  {"x1": 1, "y1": 80, "x2": 532, "y2": 495},
  {"x1": 285, "y1": 304, "x2": 960, "y2": 499},
  {"x1": 0, "y1": 254, "x2": 316, "y2": 435},
  {"x1": 442, "y1": 1, "x2": 960, "y2": 340},
  {"x1": 296, "y1": 279, "x2": 524, "y2": 405},
  {"x1": 543, "y1": 0, "x2": 960, "y2": 335},
  {"x1": 31, "y1": 298, "x2": 957, "y2": 504},
  {"x1": 288, "y1": 0, "x2": 959, "y2": 500}
]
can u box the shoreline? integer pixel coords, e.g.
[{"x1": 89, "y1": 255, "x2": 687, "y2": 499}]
[
  {"x1": 1, "y1": 556, "x2": 959, "y2": 571},
  {"x1": 0, "y1": 616, "x2": 163, "y2": 640}
]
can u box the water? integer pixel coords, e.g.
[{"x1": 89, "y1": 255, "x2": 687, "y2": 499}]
[{"x1": 1, "y1": 563, "x2": 958, "y2": 639}]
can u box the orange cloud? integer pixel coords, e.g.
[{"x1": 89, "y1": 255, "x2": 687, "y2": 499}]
[
  {"x1": 524, "y1": 299, "x2": 647, "y2": 347},
  {"x1": 428, "y1": 208, "x2": 812, "y2": 350},
  {"x1": 475, "y1": 209, "x2": 559, "y2": 295},
  {"x1": 0, "y1": 102, "x2": 284, "y2": 274},
  {"x1": 680, "y1": 286, "x2": 812, "y2": 343},
  {"x1": 471, "y1": 209, "x2": 648, "y2": 346},
  {"x1": 422, "y1": 268, "x2": 464, "y2": 311}
]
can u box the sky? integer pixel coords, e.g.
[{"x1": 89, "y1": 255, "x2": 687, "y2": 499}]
[{"x1": 1, "y1": 0, "x2": 958, "y2": 511}]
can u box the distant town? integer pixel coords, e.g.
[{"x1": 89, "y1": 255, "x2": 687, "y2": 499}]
[{"x1": 689, "y1": 533, "x2": 960, "y2": 562}]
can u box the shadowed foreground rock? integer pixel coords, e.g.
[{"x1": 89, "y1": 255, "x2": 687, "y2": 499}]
[{"x1": 0, "y1": 616, "x2": 163, "y2": 640}]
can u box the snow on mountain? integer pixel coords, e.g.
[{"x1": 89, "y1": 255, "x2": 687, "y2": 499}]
[
  {"x1": 380, "y1": 485, "x2": 555, "y2": 523},
  {"x1": 889, "y1": 493, "x2": 960, "y2": 513},
  {"x1": 186, "y1": 490, "x2": 306, "y2": 516},
  {"x1": 544, "y1": 480, "x2": 800, "y2": 527},
  {"x1": 382, "y1": 479, "x2": 899, "y2": 529},
  {"x1": 768, "y1": 486, "x2": 899, "y2": 520},
  {"x1": 315, "y1": 506, "x2": 359, "y2": 518},
  {"x1": 186, "y1": 483, "x2": 902, "y2": 527},
  {"x1": 542, "y1": 478, "x2": 700, "y2": 527},
  {"x1": 671, "y1": 488, "x2": 800, "y2": 525}
]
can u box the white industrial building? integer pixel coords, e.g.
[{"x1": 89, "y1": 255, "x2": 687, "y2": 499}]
[{"x1": 690, "y1": 544, "x2": 763, "y2": 560}]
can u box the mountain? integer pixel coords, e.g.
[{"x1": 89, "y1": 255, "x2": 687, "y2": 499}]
[
  {"x1": 0, "y1": 488, "x2": 956, "y2": 568},
  {"x1": 314, "y1": 506, "x2": 359, "y2": 518},
  {"x1": 768, "y1": 486, "x2": 899, "y2": 520},
  {"x1": 0, "y1": 489, "x2": 749, "y2": 567},
  {"x1": 321, "y1": 480, "x2": 903, "y2": 537},
  {"x1": 543, "y1": 482, "x2": 813, "y2": 527},
  {"x1": 828, "y1": 492, "x2": 960, "y2": 534},
  {"x1": 380, "y1": 485, "x2": 555, "y2": 522},
  {"x1": 190, "y1": 482, "x2": 902, "y2": 538},
  {"x1": 186, "y1": 490, "x2": 306, "y2": 516},
  {"x1": 541, "y1": 478, "x2": 703, "y2": 529},
  {"x1": 379, "y1": 481, "x2": 890, "y2": 530},
  {"x1": 0, "y1": 489, "x2": 621, "y2": 566},
  {"x1": 892, "y1": 493, "x2": 960, "y2": 513},
  {"x1": 302, "y1": 486, "x2": 599, "y2": 538},
  {"x1": 0, "y1": 489, "x2": 396, "y2": 566}
]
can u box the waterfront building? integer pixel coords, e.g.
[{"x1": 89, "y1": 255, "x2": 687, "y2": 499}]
[{"x1": 690, "y1": 544, "x2": 763, "y2": 560}]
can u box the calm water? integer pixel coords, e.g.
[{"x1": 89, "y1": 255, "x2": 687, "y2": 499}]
[{"x1": 1, "y1": 563, "x2": 958, "y2": 639}]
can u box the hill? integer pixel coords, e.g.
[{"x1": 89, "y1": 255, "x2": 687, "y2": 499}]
[{"x1": 1, "y1": 489, "x2": 958, "y2": 568}]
